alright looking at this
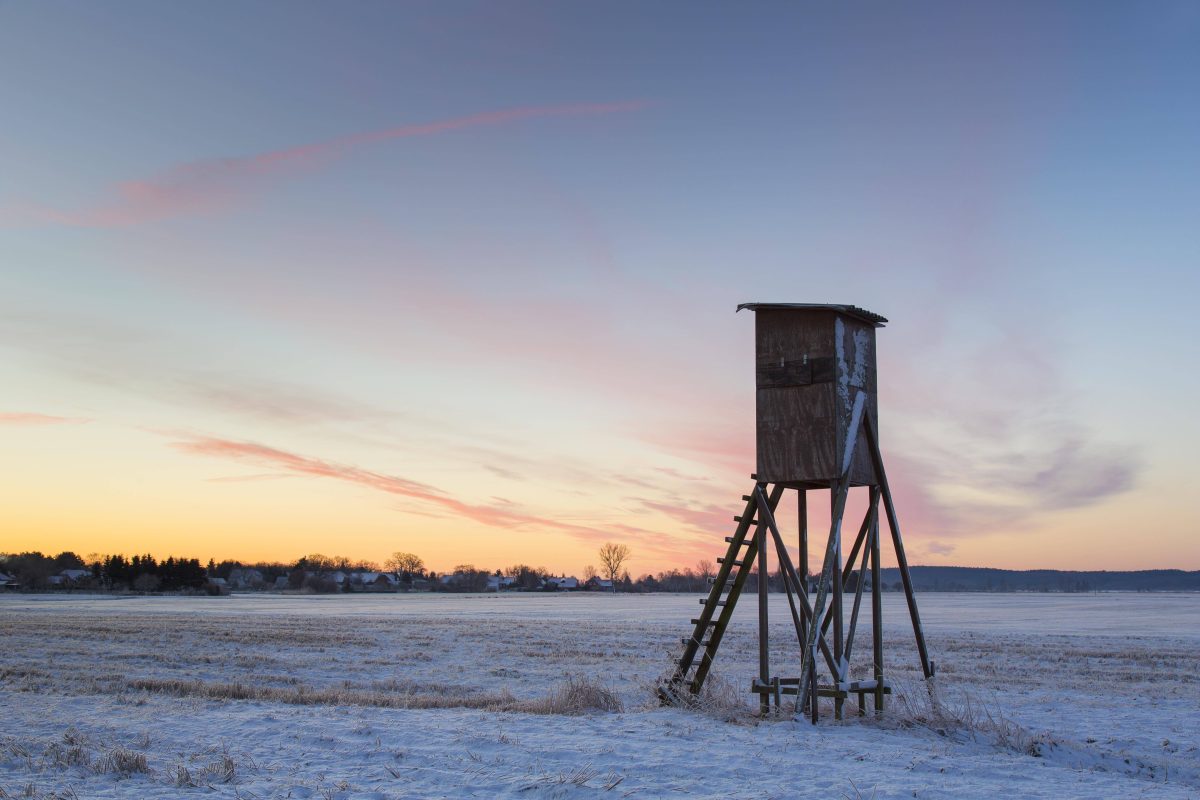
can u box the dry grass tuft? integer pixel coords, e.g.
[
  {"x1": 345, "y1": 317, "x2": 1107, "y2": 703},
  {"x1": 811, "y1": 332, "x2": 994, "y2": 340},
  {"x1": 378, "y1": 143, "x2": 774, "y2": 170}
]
[
  {"x1": 654, "y1": 671, "x2": 753, "y2": 724},
  {"x1": 125, "y1": 674, "x2": 625, "y2": 716},
  {"x1": 92, "y1": 746, "x2": 148, "y2": 776},
  {"x1": 842, "y1": 778, "x2": 877, "y2": 799},
  {"x1": 530, "y1": 675, "x2": 623, "y2": 715},
  {"x1": 126, "y1": 677, "x2": 517, "y2": 711},
  {"x1": 884, "y1": 677, "x2": 1042, "y2": 754}
]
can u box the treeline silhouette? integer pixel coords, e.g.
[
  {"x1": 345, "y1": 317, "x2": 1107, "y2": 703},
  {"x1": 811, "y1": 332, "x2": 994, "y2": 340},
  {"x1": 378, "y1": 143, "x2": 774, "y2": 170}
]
[
  {"x1": 0, "y1": 550, "x2": 207, "y2": 591},
  {"x1": 5, "y1": 550, "x2": 1196, "y2": 594}
]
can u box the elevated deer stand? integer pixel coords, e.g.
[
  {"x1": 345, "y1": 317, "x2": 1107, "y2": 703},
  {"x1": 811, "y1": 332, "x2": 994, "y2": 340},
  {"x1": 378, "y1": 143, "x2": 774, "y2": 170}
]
[{"x1": 661, "y1": 304, "x2": 934, "y2": 722}]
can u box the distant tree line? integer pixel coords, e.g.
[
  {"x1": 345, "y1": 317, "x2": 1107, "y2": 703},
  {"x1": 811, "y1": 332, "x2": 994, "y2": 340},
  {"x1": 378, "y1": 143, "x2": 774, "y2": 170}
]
[
  {"x1": 0, "y1": 550, "x2": 207, "y2": 592},
  {"x1": 10, "y1": 548, "x2": 1191, "y2": 595}
]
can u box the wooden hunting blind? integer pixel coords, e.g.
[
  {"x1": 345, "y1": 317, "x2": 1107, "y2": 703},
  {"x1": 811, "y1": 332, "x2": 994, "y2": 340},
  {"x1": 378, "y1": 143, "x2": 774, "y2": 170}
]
[
  {"x1": 662, "y1": 303, "x2": 934, "y2": 722},
  {"x1": 752, "y1": 304, "x2": 881, "y2": 487}
]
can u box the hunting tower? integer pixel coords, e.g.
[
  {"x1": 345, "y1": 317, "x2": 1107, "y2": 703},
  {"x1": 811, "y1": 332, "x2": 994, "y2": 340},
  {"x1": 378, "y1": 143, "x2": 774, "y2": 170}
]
[{"x1": 662, "y1": 303, "x2": 934, "y2": 722}]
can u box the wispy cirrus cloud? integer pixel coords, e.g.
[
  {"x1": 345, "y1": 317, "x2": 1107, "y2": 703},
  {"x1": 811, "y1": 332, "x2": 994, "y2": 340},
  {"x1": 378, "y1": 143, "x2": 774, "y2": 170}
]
[
  {"x1": 0, "y1": 411, "x2": 90, "y2": 425},
  {"x1": 8, "y1": 101, "x2": 649, "y2": 228},
  {"x1": 0, "y1": 310, "x2": 403, "y2": 430},
  {"x1": 172, "y1": 434, "x2": 684, "y2": 556},
  {"x1": 635, "y1": 498, "x2": 733, "y2": 537}
]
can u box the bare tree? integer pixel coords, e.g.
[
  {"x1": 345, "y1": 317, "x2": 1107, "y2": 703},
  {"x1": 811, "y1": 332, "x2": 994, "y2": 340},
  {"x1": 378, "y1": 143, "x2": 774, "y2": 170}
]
[
  {"x1": 694, "y1": 559, "x2": 715, "y2": 582},
  {"x1": 598, "y1": 543, "x2": 631, "y2": 591},
  {"x1": 386, "y1": 552, "x2": 425, "y2": 577},
  {"x1": 447, "y1": 564, "x2": 489, "y2": 592}
]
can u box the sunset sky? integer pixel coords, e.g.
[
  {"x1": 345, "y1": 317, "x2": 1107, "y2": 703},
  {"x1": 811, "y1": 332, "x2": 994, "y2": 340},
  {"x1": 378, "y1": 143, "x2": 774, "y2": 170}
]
[{"x1": 2, "y1": 2, "x2": 1197, "y2": 575}]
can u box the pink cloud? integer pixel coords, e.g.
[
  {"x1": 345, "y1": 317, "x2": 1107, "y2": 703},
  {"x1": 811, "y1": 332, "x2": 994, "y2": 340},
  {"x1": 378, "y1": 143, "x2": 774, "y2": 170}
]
[
  {"x1": 172, "y1": 435, "x2": 684, "y2": 555},
  {"x1": 637, "y1": 498, "x2": 734, "y2": 536},
  {"x1": 13, "y1": 101, "x2": 649, "y2": 228},
  {"x1": 0, "y1": 411, "x2": 89, "y2": 425}
]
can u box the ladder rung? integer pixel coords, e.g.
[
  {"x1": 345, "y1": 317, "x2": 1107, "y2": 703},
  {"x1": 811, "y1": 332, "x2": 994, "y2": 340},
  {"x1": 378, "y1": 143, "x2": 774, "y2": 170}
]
[
  {"x1": 682, "y1": 637, "x2": 712, "y2": 647},
  {"x1": 690, "y1": 618, "x2": 718, "y2": 626},
  {"x1": 742, "y1": 494, "x2": 753, "y2": 501},
  {"x1": 733, "y1": 516, "x2": 758, "y2": 524},
  {"x1": 717, "y1": 558, "x2": 743, "y2": 567}
]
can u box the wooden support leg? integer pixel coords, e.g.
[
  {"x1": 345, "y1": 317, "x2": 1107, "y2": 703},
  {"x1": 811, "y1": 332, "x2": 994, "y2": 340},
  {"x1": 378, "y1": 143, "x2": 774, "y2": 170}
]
[
  {"x1": 863, "y1": 414, "x2": 934, "y2": 679},
  {"x1": 796, "y1": 391, "x2": 866, "y2": 721},
  {"x1": 798, "y1": 489, "x2": 809, "y2": 713},
  {"x1": 795, "y1": 472, "x2": 851, "y2": 719},
  {"x1": 759, "y1": 486, "x2": 839, "y2": 679},
  {"x1": 817, "y1": 504, "x2": 875, "y2": 643},
  {"x1": 832, "y1": 484, "x2": 845, "y2": 720},
  {"x1": 798, "y1": 490, "x2": 808, "y2": 594},
  {"x1": 757, "y1": 513, "x2": 770, "y2": 714},
  {"x1": 842, "y1": 521, "x2": 872, "y2": 665},
  {"x1": 809, "y1": 653, "x2": 818, "y2": 724},
  {"x1": 870, "y1": 486, "x2": 884, "y2": 713}
]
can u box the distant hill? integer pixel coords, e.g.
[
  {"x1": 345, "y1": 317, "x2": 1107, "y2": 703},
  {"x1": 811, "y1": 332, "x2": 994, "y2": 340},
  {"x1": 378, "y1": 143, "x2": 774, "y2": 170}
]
[{"x1": 874, "y1": 567, "x2": 1200, "y2": 592}]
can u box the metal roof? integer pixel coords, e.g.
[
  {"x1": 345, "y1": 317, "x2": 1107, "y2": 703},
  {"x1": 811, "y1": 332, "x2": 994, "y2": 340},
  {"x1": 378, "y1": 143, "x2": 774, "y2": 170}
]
[{"x1": 736, "y1": 303, "x2": 887, "y2": 327}]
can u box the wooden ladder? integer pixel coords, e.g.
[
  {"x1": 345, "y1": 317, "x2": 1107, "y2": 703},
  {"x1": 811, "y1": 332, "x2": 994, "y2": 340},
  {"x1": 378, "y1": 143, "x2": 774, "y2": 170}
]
[{"x1": 661, "y1": 481, "x2": 785, "y2": 702}]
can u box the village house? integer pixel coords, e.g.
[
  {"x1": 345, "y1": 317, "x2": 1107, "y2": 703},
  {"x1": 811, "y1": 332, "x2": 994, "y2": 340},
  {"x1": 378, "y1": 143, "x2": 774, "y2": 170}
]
[
  {"x1": 546, "y1": 575, "x2": 580, "y2": 591},
  {"x1": 48, "y1": 569, "x2": 93, "y2": 588},
  {"x1": 350, "y1": 571, "x2": 399, "y2": 592},
  {"x1": 227, "y1": 567, "x2": 265, "y2": 590},
  {"x1": 206, "y1": 577, "x2": 231, "y2": 595},
  {"x1": 485, "y1": 575, "x2": 518, "y2": 592},
  {"x1": 584, "y1": 577, "x2": 614, "y2": 591},
  {"x1": 0, "y1": 571, "x2": 18, "y2": 590}
]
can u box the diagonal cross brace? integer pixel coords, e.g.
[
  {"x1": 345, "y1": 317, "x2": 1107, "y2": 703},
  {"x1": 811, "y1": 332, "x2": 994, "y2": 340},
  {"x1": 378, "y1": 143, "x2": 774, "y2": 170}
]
[
  {"x1": 795, "y1": 391, "x2": 866, "y2": 714},
  {"x1": 754, "y1": 485, "x2": 839, "y2": 678}
]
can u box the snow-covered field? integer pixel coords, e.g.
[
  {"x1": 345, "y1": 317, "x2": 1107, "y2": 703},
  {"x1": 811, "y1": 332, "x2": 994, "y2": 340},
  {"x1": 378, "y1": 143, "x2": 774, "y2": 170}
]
[{"x1": 1, "y1": 592, "x2": 1197, "y2": 798}]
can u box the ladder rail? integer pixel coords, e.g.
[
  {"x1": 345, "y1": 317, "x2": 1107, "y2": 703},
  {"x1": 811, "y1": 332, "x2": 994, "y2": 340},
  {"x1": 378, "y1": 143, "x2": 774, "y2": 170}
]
[
  {"x1": 668, "y1": 485, "x2": 765, "y2": 688},
  {"x1": 690, "y1": 483, "x2": 785, "y2": 692}
]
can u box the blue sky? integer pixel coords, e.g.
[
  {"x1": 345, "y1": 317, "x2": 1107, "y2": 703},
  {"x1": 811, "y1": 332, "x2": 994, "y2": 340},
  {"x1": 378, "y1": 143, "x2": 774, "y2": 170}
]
[{"x1": 1, "y1": 2, "x2": 1197, "y2": 572}]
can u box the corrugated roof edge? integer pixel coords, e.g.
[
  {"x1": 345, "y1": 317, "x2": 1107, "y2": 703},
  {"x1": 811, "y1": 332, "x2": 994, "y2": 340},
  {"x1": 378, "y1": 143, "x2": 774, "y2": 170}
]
[{"x1": 736, "y1": 303, "x2": 887, "y2": 327}]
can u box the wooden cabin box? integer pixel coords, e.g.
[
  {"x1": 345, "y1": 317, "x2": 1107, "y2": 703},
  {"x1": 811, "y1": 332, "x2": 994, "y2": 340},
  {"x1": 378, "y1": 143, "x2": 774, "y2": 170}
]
[{"x1": 741, "y1": 304, "x2": 883, "y2": 487}]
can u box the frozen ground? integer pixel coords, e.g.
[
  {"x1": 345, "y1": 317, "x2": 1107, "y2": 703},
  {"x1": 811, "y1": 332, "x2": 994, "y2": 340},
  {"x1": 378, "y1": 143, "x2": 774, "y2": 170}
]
[{"x1": 1, "y1": 592, "x2": 1197, "y2": 798}]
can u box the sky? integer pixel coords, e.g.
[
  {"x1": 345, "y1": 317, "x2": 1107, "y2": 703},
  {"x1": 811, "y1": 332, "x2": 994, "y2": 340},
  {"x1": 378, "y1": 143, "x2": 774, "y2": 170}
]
[{"x1": 2, "y1": 1, "x2": 1198, "y2": 576}]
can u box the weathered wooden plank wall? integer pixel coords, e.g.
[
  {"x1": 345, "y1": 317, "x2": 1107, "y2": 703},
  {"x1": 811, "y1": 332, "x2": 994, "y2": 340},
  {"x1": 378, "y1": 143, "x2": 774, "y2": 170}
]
[{"x1": 755, "y1": 308, "x2": 878, "y2": 486}]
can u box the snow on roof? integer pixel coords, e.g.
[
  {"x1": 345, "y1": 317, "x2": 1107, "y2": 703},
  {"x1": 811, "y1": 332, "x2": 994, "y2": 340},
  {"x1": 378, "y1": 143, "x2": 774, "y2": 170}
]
[
  {"x1": 355, "y1": 572, "x2": 397, "y2": 584},
  {"x1": 736, "y1": 303, "x2": 887, "y2": 327}
]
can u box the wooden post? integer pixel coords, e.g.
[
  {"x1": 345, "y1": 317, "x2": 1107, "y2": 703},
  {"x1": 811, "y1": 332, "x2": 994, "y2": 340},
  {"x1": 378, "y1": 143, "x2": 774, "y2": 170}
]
[
  {"x1": 798, "y1": 490, "x2": 808, "y2": 595},
  {"x1": 796, "y1": 391, "x2": 865, "y2": 719},
  {"x1": 797, "y1": 488, "x2": 809, "y2": 713},
  {"x1": 795, "y1": 472, "x2": 850, "y2": 718},
  {"x1": 863, "y1": 414, "x2": 933, "y2": 679},
  {"x1": 759, "y1": 487, "x2": 838, "y2": 677},
  {"x1": 832, "y1": 484, "x2": 845, "y2": 720},
  {"x1": 757, "y1": 501, "x2": 770, "y2": 714},
  {"x1": 842, "y1": 526, "x2": 871, "y2": 665},
  {"x1": 817, "y1": 502, "x2": 875, "y2": 640},
  {"x1": 870, "y1": 486, "x2": 883, "y2": 712},
  {"x1": 808, "y1": 647, "x2": 818, "y2": 724}
]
